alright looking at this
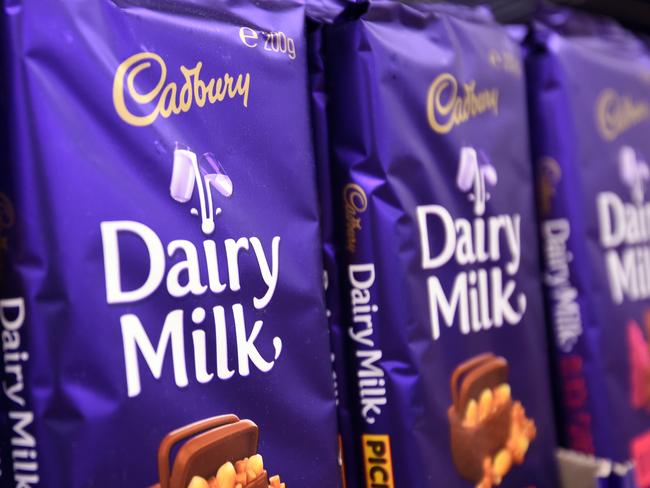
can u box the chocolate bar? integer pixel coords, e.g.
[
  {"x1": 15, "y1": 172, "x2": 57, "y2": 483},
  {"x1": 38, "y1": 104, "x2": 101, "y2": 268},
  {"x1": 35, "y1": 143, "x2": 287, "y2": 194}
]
[
  {"x1": 154, "y1": 415, "x2": 270, "y2": 488},
  {"x1": 0, "y1": 1, "x2": 342, "y2": 486},
  {"x1": 448, "y1": 354, "x2": 537, "y2": 488},
  {"x1": 529, "y1": 8, "x2": 650, "y2": 484},
  {"x1": 323, "y1": 2, "x2": 558, "y2": 485},
  {"x1": 448, "y1": 354, "x2": 513, "y2": 483}
]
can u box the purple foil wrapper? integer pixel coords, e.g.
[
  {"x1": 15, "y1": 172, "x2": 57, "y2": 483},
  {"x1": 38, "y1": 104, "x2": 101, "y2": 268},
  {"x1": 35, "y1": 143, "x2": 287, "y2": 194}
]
[
  {"x1": 324, "y1": 1, "x2": 558, "y2": 487},
  {"x1": 528, "y1": 7, "x2": 650, "y2": 486},
  {"x1": 0, "y1": 1, "x2": 341, "y2": 487},
  {"x1": 308, "y1": 14, "x2": 362, "y2": 488}
]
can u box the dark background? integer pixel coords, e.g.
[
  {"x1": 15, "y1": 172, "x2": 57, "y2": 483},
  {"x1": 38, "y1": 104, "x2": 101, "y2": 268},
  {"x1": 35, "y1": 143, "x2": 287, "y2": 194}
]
[{"x1": 420, "y1": 0, "x2": 650, "y2": 27}]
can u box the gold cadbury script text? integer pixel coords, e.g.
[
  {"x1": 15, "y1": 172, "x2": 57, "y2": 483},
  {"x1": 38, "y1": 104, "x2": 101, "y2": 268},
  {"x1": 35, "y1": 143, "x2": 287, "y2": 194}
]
[
  {"x1": 113, "y1": 52, "x2": 251, "y2": 127},
  {"x1": 343, "y1": 183, "x2": 367, "y2": 253},
  {"x1": 596, "y1": 89, "x2": 649, "y2": 141},
  {"x1": 427, "y1": 73, "x2": 499, "y2": 134}
]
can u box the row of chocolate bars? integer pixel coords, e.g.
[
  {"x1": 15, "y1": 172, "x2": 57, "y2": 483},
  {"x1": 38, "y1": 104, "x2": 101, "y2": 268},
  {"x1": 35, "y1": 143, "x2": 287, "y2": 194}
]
[
  {"x1": 0, "y1": 1, "x2": 648, "y2": 488},
  {"x1": 321, "y1": 3, "x2": 650, "y2": 488}
]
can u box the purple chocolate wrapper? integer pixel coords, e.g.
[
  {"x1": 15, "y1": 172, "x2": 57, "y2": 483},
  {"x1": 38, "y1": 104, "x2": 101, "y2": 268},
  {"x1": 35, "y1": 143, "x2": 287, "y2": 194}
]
[
  {"x1": 0, "y1": 9, "x2": 14, "y2": 487},
  {"x1": 528, "y1": 8, "x2": 650, "y2": 486},
  {"x1": 306, "y1": 0, "x2": 349, "y2": 24},
  {"x1": 0, "y1": 1, "x2": 341, "y2": 487},
  {"x1": 307, "y1": 12, "x2": 363, "y2": 488},
  {"x1": 324, "y1": 2, "x2": 558, "y2": 487}
]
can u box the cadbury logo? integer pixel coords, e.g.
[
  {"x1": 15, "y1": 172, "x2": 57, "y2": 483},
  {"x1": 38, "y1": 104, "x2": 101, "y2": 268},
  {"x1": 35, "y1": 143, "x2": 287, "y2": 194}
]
[
  {"x1": 596, "y1": 89, "x2": 650, "y2": 141},
  {"x1": 113, "y1": 52, "x2": 251, "y2": 127},
  {"x1": 343, "y1": 183, "x2": 367, "y2": 253},
  {"x1": 426, "y1": 73, "x2": 499, "y2": 134}
]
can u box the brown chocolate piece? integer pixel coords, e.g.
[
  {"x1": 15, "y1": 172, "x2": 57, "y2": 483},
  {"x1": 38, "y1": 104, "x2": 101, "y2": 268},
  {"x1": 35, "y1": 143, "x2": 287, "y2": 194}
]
[
  {"x1": 154, "y1": 415, "x2": 269, "y2": 488},
  {"x1": 448, "y1": 354, "x2": 512, "y2": 483},
  {"x1": 451, "y1": 354, "x2": 508, "y2": 415}
]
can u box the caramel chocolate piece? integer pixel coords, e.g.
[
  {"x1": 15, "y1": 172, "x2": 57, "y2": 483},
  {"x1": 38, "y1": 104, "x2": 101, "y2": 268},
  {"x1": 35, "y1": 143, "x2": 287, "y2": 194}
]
[
  {"x1": 448, "y1": 355, "x2": 512, "y2": 483},
  {"x1": 451, "y1": 354, "x2": 508, "y2": 415},
  {"x1": 229, "y1": 456, "x2": 269, "y2": 488},
  {"x1": 450, "y1": 353, "x2": 495, "y2": 413},
  {"x1": 154, "y1": 415, "x2": 269, "y2": 488}
]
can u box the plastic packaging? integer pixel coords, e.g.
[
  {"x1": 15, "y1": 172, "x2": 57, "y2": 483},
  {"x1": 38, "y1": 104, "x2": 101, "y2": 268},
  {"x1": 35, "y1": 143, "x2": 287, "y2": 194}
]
[
  {"x1": 324, "y1": 2, "x2": 558, "y2": 486},
  {"x1": 0, "y1": 1, "x2": 341, "y2": 486}
]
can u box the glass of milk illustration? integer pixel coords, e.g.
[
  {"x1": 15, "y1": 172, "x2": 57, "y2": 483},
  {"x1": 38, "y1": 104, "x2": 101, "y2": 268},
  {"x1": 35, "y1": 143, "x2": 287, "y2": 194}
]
[
  {"x1": 170, "y1": 142, "x2": 233, "y2": 235},
  {"x1": 202, "y1": 152, "x2": 233, "y2": 198},
  {"x1": 170, "y1": 142, "x2": 196, "y2": 203}
]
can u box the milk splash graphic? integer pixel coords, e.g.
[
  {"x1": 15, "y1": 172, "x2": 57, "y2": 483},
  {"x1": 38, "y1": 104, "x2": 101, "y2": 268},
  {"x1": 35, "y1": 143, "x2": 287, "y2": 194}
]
[
  {"x1": 100, "y1": 143, "x2": 283, "y2": 397},
  {"x1": 170, "y1": 142, "x2": 233, "y2": 234},
  {"x1": 417, "y1": 146, "x2": 525, "y2": 340}
]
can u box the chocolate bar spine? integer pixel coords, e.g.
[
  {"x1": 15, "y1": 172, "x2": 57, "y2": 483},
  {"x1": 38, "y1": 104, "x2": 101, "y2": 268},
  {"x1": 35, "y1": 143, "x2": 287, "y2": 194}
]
[
  {"x1": 526, "y1": 32, "x2": 602, "y2": 458},
  {"x1": 308, "y1": 21, "x2": 362, "y2": 488},
  {"x1": 323, "y1": 14, "x2": 407, "y2": 488},
  {"x1": 0, "y1": 6, "x2": 41, "y2": 486}
]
